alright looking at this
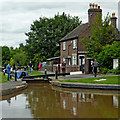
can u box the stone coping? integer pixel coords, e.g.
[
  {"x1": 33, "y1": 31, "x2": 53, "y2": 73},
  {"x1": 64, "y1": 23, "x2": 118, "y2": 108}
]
[
  {"x1": 50, "y1": 81, "x2": 120, "y2": 90},
  {"x1": 0, "y1": 81, "x2": 28, "y2": 96}
]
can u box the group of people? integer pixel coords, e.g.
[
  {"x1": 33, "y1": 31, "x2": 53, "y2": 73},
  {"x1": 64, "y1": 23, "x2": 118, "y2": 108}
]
[
  {"x1": 6, "y1": 61, "x2": 42, "y2": 81},
  {"x1": 61, "y1": 59, "x2": 99, "y2": 77},
  {"x1": 29, "y1": 61, "x2": 42, "y2": 72},
  {"x1": 6, "y1": 59, "x2": 99, "y2": 81}
]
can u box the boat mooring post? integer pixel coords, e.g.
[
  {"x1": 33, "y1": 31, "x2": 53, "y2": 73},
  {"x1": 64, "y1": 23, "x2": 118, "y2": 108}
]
[
  {"x1": 45, "y1": 68, "x2": 47, "y2": 75},
  {"x1": 55, "y1": 67, "x2": 58, "y2": 79},
  {"x1": 15, "y1": 70, "x2": 17, "y2": 81}
]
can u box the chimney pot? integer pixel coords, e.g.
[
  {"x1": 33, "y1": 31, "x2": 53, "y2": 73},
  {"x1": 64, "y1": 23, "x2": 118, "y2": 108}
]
[
  {"x1": 89, "y1": 3, "x2": 92, "y2": 9},
  {"x1": 112, "y1": 13, "x2": 115, "y2": 17},
  {"x1": 93, "y1": 3, "x2": 95, "y2": 8},
  {"x1": 111, "y1": 12, "x2": 117, "y2": 28},
  {"x1": 95, "y1": 4, "x2": 98, "y2": 9}
]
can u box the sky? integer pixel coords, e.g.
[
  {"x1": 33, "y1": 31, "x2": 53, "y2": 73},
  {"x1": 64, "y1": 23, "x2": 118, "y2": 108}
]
[{"x1": 0, "y1": 0, "x2": 120, "y2": 48}]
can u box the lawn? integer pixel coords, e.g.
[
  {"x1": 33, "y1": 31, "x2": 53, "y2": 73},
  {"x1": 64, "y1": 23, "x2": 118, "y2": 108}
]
[
  {"x1": 27, "y1": 70, "x2": 45, "y2": 75},
  {"x1": 0, "y1": 72, "x2": 14, "y2": 83},
  {"x1": 0, "y1": 71, "x2": 44, "y2": 83},
  {"x1": 59, "y1": 76, "x2": 119, "y2": 84}
]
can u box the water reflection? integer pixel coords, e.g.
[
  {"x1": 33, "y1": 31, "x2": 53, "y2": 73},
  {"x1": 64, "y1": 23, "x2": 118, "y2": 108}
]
[
  {"x1": 1, "y1": 83, "x2": 119, "y2": 118},
  {"x1": 113, "y1": 96, "x2": 119, "y2": 108},
  {"x1": 58, "y1": 87, "x2": 119, "y2": 118}
]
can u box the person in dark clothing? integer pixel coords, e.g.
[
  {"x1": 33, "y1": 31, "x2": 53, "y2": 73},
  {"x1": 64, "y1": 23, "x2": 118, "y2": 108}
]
[
  {"x1": 6, "y1": 63, "x2": 11, "y2": 81},
  {"x1": 29, "y1": 61, "x2": 33, "y2": 73},
  {"x1": 13, "y1": 64, "x2": 15, "y2": 70},
  {"x1": 62, "y1": 62, "x2": 66, "y2": 75},
  {"x1": 92, "y1": 59, "x2": 99, "y2": 77}
]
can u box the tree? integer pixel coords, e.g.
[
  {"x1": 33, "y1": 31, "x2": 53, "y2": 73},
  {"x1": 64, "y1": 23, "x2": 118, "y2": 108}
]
[
  {"x1": 19, "y1": 43, "x2": 25, "y2": 51},
  {"x1": 97, "y1": 41, "x2": 120, "y2": 69},
  {"x1": 2, "y1": 46, "x2": 10, "y2": 67},
  {"x1": 25, "y1": 12, "x2": 82, "y2": 64},
  {"x1": 81, "y1": 13, "x2": 119, "y2": 69},
  {"x1": 10, "y1": 50, "x2": 27, "y2": 66},
  {"x1": 82, "y1": 13, "x2": 118, "y2": 58}
]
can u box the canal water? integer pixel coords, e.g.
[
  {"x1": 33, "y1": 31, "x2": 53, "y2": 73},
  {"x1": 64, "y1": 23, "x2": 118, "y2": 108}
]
[{"x1": 0, "y1": 83, "x2": 119, "y2": 118}]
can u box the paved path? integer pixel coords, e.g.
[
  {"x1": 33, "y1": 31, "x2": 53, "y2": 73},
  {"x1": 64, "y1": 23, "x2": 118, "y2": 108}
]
[
  {"x1": 0, "y1": 81, "x2": 27, "y2": 96},
  {"x1": 59, "y1": 74, "x2": 119, "y2": 80}
]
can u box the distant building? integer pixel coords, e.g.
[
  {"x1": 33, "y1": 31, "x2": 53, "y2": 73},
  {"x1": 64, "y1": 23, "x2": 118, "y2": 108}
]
[{"x1": 59, "y1": 3, "x2": 118, "y2": 73}]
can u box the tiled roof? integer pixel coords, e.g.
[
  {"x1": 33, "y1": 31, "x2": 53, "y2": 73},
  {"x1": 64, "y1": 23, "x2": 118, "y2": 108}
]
[{"x1": 60, "y1": 23, "x2": 89, "y2": 42}]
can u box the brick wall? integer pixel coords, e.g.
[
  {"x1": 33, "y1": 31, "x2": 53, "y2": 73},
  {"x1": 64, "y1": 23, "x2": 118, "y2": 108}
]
[
  {"x1": 65, "y1": 65, "x2": 80, "y2": 73},
  {"x1": 60, "y1": 39, "x2": 78, "y2": 65},
  {"x1": 41, "y1": 65, "x2": 61, "y2": 73}
]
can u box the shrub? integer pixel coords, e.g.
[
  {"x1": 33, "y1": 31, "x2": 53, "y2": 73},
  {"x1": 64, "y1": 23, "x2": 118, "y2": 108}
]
[
  {"x1": 111, "y1": 67, "x2": 120, "y2": 74},
  {"x1": 101, "y1": 68, "x2": 109, "y2": 74},
  {"x1": 34, "y1": 64, "x2": 38, "y2": 70},
  {"x1": 102, "y1": 67, "x2": 120, "y2": 75},
  {"x1": 107, "y1": 69, "x2": 113, "y2": 74}
]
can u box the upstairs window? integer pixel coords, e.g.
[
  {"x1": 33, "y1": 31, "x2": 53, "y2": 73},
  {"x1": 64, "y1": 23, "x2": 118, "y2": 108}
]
[
  {"x1": 63, "y1": 42, "x2": 66, "y2": 50},
  {"x1": 73, "y1": 39, "x2": 77, "y2": 49}
]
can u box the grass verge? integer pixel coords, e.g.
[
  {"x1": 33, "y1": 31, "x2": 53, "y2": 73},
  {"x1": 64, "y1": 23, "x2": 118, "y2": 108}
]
[
  {"x1": 27, "y1": 70, "x2": 45, "y2": 75},
  {"x1": 59, "y1": 76, "x2": 119, "y2": 84},
  {"x1": 0, "y1": 72, "x2": 14, "y2": 83},
  {"x1": 0, "y1": 71, "x2": 44, "y2": 83}
]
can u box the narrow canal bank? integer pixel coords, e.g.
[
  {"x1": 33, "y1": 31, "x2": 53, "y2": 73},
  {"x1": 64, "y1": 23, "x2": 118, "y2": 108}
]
[
  {"x1": 50, "y1": 81, "x2": 120, "y2": 90},
  {"x1": 1, "y1": 83, "x2": 119, "y2": 118},
  {"x1": 0, "y1": 81, "x2": 28, "y2": 96},
  {"x1": 50, "y1": 74, "x2": 120, "y2": 90}
]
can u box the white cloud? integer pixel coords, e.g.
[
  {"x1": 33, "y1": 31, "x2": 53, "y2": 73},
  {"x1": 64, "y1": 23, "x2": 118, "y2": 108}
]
[
  {"x1": 0, "y1": 0, "x2": 119, "y2": 48},
  {"x1": 0, "y1": 0, "x2": 120, "y2": 2},
  {"x1": 1, "y1": 33, "x2": 27, "y2": 47}
]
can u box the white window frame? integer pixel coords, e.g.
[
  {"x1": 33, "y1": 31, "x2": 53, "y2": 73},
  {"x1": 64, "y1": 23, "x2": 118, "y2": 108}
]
[
  {"x1": 63, "y1": 42, "x2": 66, "y2": 50},
  {"x1": 73, "y1": 39, "x2": 77, "y2": 49},
  {"x1": 72, "y1": 55, "x2": 77, "y2": 65},
  {"x1": 63, "y1": 58, "x2": 66, "y2": 62},
  {"x1": 68, "y1": 59, "x2": 71, "y2": 65}
]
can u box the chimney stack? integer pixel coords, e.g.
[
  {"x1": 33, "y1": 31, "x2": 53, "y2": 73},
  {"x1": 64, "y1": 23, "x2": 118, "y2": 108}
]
[
  {"x1": 111, "y1": 13, "x2": 117, "y2": 28},
  {"x1": 118, "y1": 1, "x2": 120, "y2": 31},
  {"x1": 88, "y1": 3, "x2": 102, "y2": 25}
]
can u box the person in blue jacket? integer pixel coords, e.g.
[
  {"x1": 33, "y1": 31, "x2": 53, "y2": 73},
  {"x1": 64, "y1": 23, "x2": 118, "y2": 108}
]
[{"x1": 7, "y1": 63, "x2": 11, "y2": 81}]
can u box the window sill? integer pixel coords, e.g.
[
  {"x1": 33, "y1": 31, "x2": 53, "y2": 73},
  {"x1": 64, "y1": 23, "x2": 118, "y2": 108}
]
[{"x1": 73, "y1": 48, "x2": 77, "y2": 50}]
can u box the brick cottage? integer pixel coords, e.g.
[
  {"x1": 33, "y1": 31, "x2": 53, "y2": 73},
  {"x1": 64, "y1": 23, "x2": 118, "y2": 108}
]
[{"x1": 59, "y1": 3, "x2": 118, "y2": 74}]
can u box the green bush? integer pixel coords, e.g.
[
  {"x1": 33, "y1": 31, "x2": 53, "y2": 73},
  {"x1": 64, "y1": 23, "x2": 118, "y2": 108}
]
[
  {"x1": 107, "y1": 69, "x2": 113, "y2": 74},
  {"x1": 111, "y1": 67, "x2": 120, "y2": 74},
  {"x1": 34, "y1": 64, "x2": 38, "y2": 70},
  {"x1": 101, "y1": 68, "x2": 109, "y2": 74},
  {"x1": 101, "y1": 67, "x2": 120, "y2": 74}
]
